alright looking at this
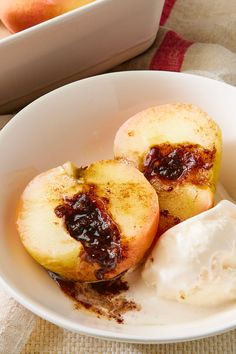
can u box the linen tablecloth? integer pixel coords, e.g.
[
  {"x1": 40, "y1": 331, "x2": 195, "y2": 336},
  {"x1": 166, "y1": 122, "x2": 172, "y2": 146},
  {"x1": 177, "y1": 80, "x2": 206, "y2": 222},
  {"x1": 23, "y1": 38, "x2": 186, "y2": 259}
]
[{"x1": 1, "y1": 0, "x2": 236, "y2": 352}]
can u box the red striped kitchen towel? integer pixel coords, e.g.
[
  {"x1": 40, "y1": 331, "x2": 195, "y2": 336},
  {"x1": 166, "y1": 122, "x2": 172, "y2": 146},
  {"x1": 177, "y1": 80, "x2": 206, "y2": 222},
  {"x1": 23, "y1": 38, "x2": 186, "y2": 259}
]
[{"x1": 114, "y1": 0, "x2": 236, "y2": 86}]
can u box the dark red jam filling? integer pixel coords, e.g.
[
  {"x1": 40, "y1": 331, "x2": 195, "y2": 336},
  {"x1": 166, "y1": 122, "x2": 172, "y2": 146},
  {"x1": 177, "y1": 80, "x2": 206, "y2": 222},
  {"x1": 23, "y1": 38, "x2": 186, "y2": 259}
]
[
  {"x1": 91, "y1": 275, "x2": 129, "y2": 296},
  {"x1": 143, "y1": 143, "x2": 215, "y2": 183},
  {"x1": 49, "y1": 271, "x2": 128, "y2": 297},
  {"x1": 55, "y1": 187, "x2": 121, "y2": 280}
]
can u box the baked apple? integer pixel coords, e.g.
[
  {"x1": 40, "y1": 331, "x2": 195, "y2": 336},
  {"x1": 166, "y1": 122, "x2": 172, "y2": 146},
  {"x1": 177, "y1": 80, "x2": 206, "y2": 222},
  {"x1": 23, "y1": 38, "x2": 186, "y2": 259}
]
[
  {"x1": 17, "y1": 160, "x2": 159, "y2": 282},
  {"x1": 0, "y1": 0, "x2": 95, "y2": 33},
  {"x1": 114, "y1": 104, "x2": 222, "y2": 235}
]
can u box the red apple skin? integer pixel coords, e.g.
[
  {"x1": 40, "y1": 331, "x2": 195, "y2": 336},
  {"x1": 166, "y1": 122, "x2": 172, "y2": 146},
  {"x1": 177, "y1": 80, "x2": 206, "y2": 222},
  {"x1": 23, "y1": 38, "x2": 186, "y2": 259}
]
[
  {"x1": 114, "y1": 104, "x2": 222, "y2": 236},
  {"x1": 17, "y1": 161, "x2": 160, "y2": 282},
  {"x1": 0, "y1": 0, "x2": 94, "y2": 33}
]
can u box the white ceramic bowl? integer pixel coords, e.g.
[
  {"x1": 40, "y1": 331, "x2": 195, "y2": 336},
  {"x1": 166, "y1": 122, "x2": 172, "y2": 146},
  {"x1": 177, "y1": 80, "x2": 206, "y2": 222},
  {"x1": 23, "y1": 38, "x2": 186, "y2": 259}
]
[
  {"x1": 0, "y1": 71, "x2": 236, "y2": 343},
  {"x1": 0, "y1": 0, "x2": 164, "y2": 114}
]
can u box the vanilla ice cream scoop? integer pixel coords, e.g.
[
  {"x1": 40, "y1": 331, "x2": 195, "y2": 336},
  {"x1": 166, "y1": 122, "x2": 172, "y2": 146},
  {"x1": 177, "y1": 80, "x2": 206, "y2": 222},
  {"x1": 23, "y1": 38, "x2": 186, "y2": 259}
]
[{"x1": 142, "y1": 200, "x2": 236, "y2": 306}]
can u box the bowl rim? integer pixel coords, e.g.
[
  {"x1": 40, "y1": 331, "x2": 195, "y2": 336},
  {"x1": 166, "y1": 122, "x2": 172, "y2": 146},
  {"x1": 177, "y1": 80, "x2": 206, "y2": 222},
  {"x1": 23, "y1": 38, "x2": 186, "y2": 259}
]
[
  {"x1": 1, "y1": 271, "x2": 236, "y2": 344},
  {"x1": 1, "y1": 70, "x2": 236, "y2": 343}
]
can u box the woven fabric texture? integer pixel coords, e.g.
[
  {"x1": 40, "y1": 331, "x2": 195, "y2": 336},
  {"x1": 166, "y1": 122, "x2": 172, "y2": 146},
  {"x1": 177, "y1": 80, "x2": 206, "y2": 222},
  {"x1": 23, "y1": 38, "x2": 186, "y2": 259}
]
[{"x1": 22, "y1": 318, "x2": 236, "y2": 354}]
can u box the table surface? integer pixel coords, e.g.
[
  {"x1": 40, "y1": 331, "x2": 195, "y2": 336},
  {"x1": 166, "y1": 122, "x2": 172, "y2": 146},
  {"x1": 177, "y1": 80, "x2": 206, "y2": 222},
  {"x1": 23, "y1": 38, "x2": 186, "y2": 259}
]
[{"x1": 21, "y1": 317, "x2": 236, "y2": 354}]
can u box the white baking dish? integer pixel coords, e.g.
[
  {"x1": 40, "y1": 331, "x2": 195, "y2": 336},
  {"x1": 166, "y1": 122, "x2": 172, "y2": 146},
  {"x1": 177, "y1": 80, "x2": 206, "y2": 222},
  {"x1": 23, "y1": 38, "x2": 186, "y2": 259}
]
[{"x1": 0, "y1": 0, "x2": 164, "y2": 114}]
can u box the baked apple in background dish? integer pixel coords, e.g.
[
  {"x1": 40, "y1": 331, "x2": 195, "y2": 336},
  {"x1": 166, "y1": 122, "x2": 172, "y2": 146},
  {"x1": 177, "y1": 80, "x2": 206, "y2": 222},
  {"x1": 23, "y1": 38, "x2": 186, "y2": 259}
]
[
  {"x1": 114, "y1": 104, "x2": 222, "y2": 236},
  {"x1": 17, "y1": 160, "x2": 159, "y2": 282},
  {"x1": 0, "y1": 0, "x2": 95, "y2": 33}
]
